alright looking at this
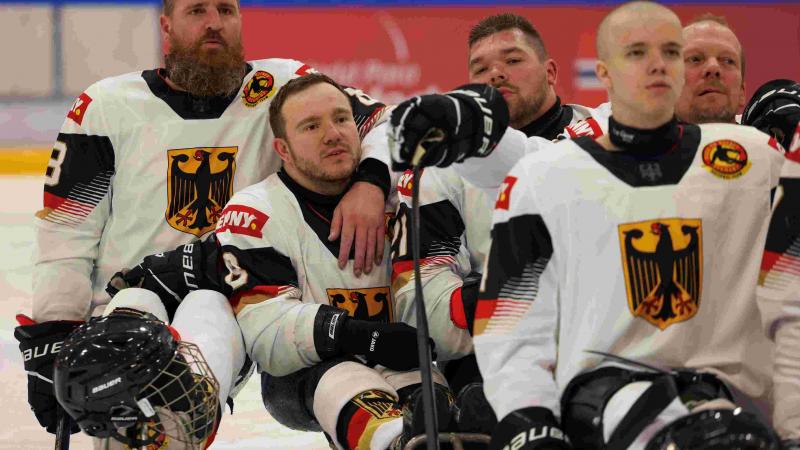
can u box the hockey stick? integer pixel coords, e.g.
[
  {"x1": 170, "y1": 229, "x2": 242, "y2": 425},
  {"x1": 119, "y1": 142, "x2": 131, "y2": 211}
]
[
  {"x1": 409, "y1": 130, "x2": 445, "y2": 450},
  {"x1": 55, "y1": 406, "x2": 71, "y2": 450}
]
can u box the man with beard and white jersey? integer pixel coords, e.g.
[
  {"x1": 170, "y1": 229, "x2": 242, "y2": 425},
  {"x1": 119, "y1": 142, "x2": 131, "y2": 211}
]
[
  {"x1": 467, "y1": 2, "x2": 786, "y2": 449},
  {"x1": 456, "y1": 13, "x2": 611, "y2": 195},
  {"x1": 212, "y1": 73, "x2": 446, "y2": 450},
  {"x1": 12, "y1": 0, "x2": 392, "y2": 444}
]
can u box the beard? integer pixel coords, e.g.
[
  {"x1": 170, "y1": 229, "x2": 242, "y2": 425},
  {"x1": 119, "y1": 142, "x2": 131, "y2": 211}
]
[
  {"x1": 165, "y1": 32, "x2": 246, "y2": 97},
  {"x1": 288, "y1": 145, "x2": 360, "y2": 186},
  {"x1": 506, "y1": 77, "x2": 549, "y2": 128},
  {"x1": 683, "y1": 101, "x2": 738, "y2": 124}
]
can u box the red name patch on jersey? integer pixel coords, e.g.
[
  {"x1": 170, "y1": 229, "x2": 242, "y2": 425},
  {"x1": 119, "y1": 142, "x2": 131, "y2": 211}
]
[
  {"x1": 67, "y1": 93, "x2": 93, "y2": 126},
  {"x1": 495, "y1": 176, "x2": 518, "y2": 210},
  {"x1": 216, "y1": 205, "x2": 268, "y2": 238},
  {"x1": 295, "y1": 64, "x2": 317, "y2": 76},
  {"x1": 565, "y1": 117, "x2": 602, "y2": 138}
]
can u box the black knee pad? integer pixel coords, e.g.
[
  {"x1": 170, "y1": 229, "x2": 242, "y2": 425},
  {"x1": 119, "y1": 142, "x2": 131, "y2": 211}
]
[{"x1": 260, "y1": 356, "x2": 355, "y2": 432}]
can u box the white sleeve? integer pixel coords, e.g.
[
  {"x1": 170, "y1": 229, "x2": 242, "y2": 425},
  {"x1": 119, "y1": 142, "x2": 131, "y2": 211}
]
[
  {"x1": 215, "y1": 193, "x2": 323, "y2": 377},
  {"x1": 392, "y1": 168, "x2": 474, "y2": 360},
  {"x1": 472, "y1": 159, "x2": 561, "y2": 420},
  {"x1": 453, "y1": 129, "x2": 548, "y2": 197},
  {"x1": 33, "y1": 83, "x2": 115, "y2": 321},
  {"x1": 758, "y1": 153, "x2": 800, "y2": 439}
]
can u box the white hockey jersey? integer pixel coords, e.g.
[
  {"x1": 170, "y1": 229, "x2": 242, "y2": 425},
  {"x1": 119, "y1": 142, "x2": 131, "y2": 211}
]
[
  {"x1": 759, "y1": 146, "x2": 800, "y2": 438},
  {"x1": 454, "y1": 102, "x2": 611, "y2": 196},
  {"x1": 215, "y1": 171, "x2": 395, "y2": 377},
  {"x1": 473, "y1": 122, "x2": 785, "y2": 421},
  {"x1": 391, "y1": 167, "x2": 492, "y2": 361},
  {"x1": 33, "y1": 59, "x2": 387, "y2": 321}
]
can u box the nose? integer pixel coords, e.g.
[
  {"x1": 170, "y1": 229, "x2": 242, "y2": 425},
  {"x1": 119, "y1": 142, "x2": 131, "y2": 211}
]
[
  {"x1": 205, "y1": 8, "x2": 223, "y2": 31},
  {"x1": 648, "y1": 51, "x2": 667, "y2": 75},
  {"x1": 488, "y1": 65, "x2": 507, "y2": 85},
  {"x1": 703, "y1": 57, "x2": 722, "y2": 79},
  {"x1": 323, "y1": 120, "x2": 345, "y2": 145}
]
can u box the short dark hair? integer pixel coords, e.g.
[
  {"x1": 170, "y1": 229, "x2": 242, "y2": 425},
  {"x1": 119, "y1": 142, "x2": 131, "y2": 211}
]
[
  {"x1": 686, "y1": 13, "x2": 746, "y2": 77},
  {"x1": 163, "y1": 0, "x2": 240, "y2": 16},
  {"x1": 468, "y1": 13, "x2": 548, "y2": 61},
  {"x1": 269, "y1": 72, "x2": 348, "y2": 140}
]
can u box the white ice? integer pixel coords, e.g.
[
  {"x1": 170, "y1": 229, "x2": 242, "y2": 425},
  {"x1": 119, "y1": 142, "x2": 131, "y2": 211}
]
[{"x1": 0, "y1": 176, "x2": 329, "y2": 449}]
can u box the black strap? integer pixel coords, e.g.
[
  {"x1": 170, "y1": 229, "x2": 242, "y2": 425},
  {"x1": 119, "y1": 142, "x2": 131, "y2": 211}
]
[{"x1": 606, "y1": 374, "x2": 680, "y2": 450}]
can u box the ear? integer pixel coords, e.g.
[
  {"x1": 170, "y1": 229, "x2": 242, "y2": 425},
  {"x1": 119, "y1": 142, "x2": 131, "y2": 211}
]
[
  {"x1": 545, "y1": 58, "x2": 558, "y2": 86},
  {"x1": 738, "y1": 79, "x2": 747, "y2": 110},
  {"x1": 273, "y1": 138, "x2": 291, "y2": 164},
  {"x1": 160, "y1": 14, "x2": 170, "y2": 37},
  {"x1": 595, "y1": 60, "x2": 612, "y2": 91}
]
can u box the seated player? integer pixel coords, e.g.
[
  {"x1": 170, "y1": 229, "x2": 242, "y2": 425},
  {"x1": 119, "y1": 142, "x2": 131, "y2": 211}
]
[{"x1": 390, "y1": 2, "x2": 790, "y2": 449}]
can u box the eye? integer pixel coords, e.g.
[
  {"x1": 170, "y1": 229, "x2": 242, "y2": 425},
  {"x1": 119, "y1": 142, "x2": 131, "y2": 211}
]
[
  {"x1": 472, "y1": 67, "x2": 487, "y2": 76},
  {"x1": 686, "y1": 54, "x2": 703, "y2": 64},
  {"x1": 627, "y1": 49, "x2": 644, "y2": 57},
  {"x1": 303, "y1": 123, "x2": 319, "y2": 132},
  {"x1": 665, "y1": 48, "x2": 681, "y2": 58},
  {"x1": 336, "y1": 116, "x2": 351, "y2": 124},
  {"x1": 506, "y1": 58, "x2": 522, "y2": 65},
  {"x1": 721, "y1": 57, "x2": 737, "y2": 66}
]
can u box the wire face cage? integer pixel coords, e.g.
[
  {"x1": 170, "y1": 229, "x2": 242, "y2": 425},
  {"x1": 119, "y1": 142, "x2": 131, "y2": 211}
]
[{"x1": 115, "y1": 341, "x2": 220, "y2": 450}]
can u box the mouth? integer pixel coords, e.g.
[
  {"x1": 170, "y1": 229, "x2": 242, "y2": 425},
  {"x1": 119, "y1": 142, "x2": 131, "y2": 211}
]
[
  {"x1": 201, "y1": 39, "x2": 226, "y2": 48},
  {"x1": 647, "y1": 82, "x2": 671, "y2": 91},
  {"x1": 497, "y1": 87, "x2": 515, "y2": 97},
  {"x1": 324, "y1": 149, "x2": 349, "y2": 158},
  {"x1": 698, "y1": 88, "x2": 725, "y2": 97}
]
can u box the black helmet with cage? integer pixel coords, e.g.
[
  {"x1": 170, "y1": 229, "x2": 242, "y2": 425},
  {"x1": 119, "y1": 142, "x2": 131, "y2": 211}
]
[{"x1": 53, "y1": 313, "x2": 218, "y2": 449}]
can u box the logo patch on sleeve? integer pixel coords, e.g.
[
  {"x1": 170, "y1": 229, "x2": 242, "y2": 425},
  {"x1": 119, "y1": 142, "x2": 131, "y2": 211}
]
[
  {"x1": 701, "y1": 139, "x2": 751, "y2": 179},
  {"x1": 242, "y1": 71, "x2": 275, "y2": 107},
  {"x1": 295, "y1": 64, "x2": 318, "y2": 76},
  {"x1": 565, "y1": 117, "x2": 603, "y2": 138},
  {"x1": 216, "y1": 205, "x2": 269, "y2": 238},
  {"x1": 67, "y1": 93, "x2": 93, "y2": 126},
  {"x1": 397, "y1": 169, "x2": 423, "y2": 197},
  {"x1": 495, "y1": 176, "x2": 518, "y2": 210}
]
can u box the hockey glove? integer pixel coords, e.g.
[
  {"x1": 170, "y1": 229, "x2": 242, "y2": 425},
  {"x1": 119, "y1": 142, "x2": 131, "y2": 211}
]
[
  {"x1": 490, "y1": 407, "x2": 573, "y2": 450},
  {"x1": 106, "y1": 234, "x2": 224, "y2": 320},
  {"x1": 389, "y1": 84, "x2": 509, "y2": 170},
  {"x1": 14, "y1": 315, "x2": 82, "y2": 435},
  {"x1": 313, "y1": 305, "x2": 434, "y2": 371},
  {"x1": 742, "y1": 79, "x2": 800, "y2": 152}
]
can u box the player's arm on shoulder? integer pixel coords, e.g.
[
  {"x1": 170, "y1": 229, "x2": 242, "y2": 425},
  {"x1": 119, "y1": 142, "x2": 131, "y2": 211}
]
[
  {"x1": 474, "y1": 160, "x2": 562, "y2": 423},
  {"x1": 391, "y1": 168, "x2": 474, "y2": 360},
  {"x1": 758, "y1": 155, "x2": 800, "y2": 442},
  {"x1": 34, "y1": 82, "x2": 116, "y2": 322}
]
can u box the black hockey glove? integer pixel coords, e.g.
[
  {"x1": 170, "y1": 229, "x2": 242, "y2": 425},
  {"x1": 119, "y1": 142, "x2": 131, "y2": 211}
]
[
  {"x1": 742, "y1": 79, "x2": 800, "y2": 151},
  {"x1": 313, "y1": 305, "x2": 434, "y2": 371},
  {"x1": 14, "y1": 315, "x2": 82, "y2": 435},
  {"x1": 389, "y1": 84, "x2": 509, "y2": 170},
  {"x1": 490, "y1": 407, "x2": 573, "y2": 450},
  {"x1": 106, "y1": 234, "x2": 224, "y2": 320}
]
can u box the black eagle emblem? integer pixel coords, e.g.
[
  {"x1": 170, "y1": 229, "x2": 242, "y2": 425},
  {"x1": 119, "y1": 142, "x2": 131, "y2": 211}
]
[
  {"x1": 620, "y1": 220, "x2": 703, "y2": 329},
  {"x1": 166, "y1": 147, "x2": 237, "y2": 236},
  {"x1": 328, "y1": 288, "x2": 393, "y2": 322}
]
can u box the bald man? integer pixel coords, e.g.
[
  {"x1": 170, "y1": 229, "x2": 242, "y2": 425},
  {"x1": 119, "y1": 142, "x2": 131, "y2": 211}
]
[
  {"x1": 676, "y1": 16, "x2": 746, "y2": 124},
  {"x1": 471, "y1": 2, "x2": 785, "y2": 449}
]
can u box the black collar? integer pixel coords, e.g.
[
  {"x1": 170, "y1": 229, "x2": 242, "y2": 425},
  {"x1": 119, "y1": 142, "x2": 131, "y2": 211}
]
[
  {"x1": 141, "y1": 64, "x2": 251, "y2": 120},
  {"x1": 518, "y1": 97, "x2": 574, "y2": 140},
  {"x1": 608, "y1": 116, "x2": 681, "y2": 157},
  {"x1": 277, "y1": 169, "x2": 345, "y2": 208}
]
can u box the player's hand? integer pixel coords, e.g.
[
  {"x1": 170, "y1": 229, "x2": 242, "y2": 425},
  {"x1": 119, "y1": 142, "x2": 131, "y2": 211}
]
[
  {"x1": 388, "y1": 84, "x2": 509, "y2": 170},
  {"x1": 13, "y1": 315, "x2": 82, "y2": 435},
  {"x1": 340, "y1": 319, "x2": 435, "y2": 371},
  {"x1": 105, "y1": 235, "x2": 223, "y2": 319},
  {"x1": 742, "y1": 79, "x2": 800, "y2": 152},
  {"x1": 490, "y1": 407, "x2": 573, "y2": 450},
  {"x1": 330, "y1": 181, "x2": 386, "y2": 277}
]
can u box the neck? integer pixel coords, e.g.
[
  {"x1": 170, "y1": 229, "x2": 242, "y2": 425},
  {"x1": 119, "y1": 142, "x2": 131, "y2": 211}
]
[
  {"x1": 611, "y1": 102, "x2": 675, "y2": 130},
  {"x1": 284, "y1": 166, "x2": 349, "y2": 196}
]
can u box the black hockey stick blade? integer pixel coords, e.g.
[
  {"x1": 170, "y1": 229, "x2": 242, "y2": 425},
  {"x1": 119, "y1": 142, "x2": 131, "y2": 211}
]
[{"x1": 55, "y1": 407, "x2": 71, "y2": 450}]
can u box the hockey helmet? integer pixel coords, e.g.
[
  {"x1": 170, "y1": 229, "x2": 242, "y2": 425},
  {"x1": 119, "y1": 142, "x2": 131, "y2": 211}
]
[
  {"x1": 645, "y1": 408, "x2": 780, "y2": 450},
  {"x1": 53, "y1": 314, "x2": 219, "y2": 448}
]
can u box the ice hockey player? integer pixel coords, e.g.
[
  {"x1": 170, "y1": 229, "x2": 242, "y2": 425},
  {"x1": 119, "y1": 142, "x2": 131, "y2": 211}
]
[
  {"x1": 456, "y1": 13, "x2": 611, "y2": 196},
  {"x1": 14, "y1": 0, "x2": 392, "y2": 443},
  {"x1": 393, "y1": 2, "x2": 788, "y2": 449},
  {"x1": 743, "y1": 79, "x2": 800, "y2": 450}
]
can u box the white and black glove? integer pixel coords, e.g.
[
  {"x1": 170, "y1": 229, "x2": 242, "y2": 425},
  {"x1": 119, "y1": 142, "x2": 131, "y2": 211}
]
[
  {"x1": 313, "y1": 305, "x2": 434, "y2": 371},
  {"x1": 389, "y1": 83, "x2": 509, "y2": 170},
  {"x1": 490, "y1": 407, "x2": 573, "y2": 450},
  {"x1": 14, "y1": 315, "x2": 82, "y2": 435},
  {"x1": 742, "y1": 79, "x2": 800, "y2": 151},
  {"x1": 105, "y1": 234, "x2": 223, "y2": 319}
]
